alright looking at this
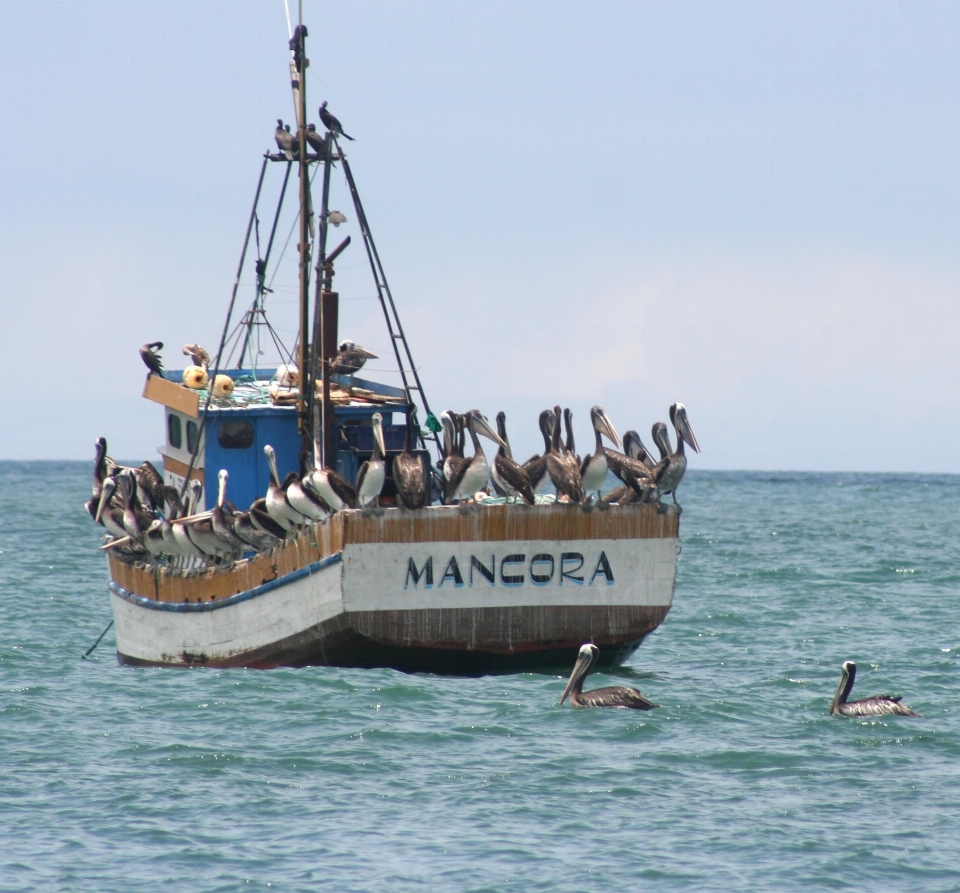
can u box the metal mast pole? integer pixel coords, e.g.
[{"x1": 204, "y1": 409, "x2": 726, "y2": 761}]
[{"x1": 291, "y1": 19, "x2": 311, "y2": 441}]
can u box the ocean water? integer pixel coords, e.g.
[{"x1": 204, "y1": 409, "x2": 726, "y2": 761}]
[{"x1": 2, "y1": 462, "x2": 959, "y2": 892}]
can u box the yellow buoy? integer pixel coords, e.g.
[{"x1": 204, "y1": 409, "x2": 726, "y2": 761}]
[
  {"x1": 212, "y1": 374, "x2": 234, "y2": 398},
  {"x1": 182, "y1": 365, "x2": 209, "y2": 389}
]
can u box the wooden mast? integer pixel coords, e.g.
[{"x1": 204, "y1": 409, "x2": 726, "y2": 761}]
[{"x1": 291, "y1": 14, "x2": 310, "y2": 440}]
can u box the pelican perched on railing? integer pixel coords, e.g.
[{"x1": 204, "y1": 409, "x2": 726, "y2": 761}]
[
  {"x1": 393, "y1": 406, "x2": 427, "y2": 509},
  {"x1": 546, "y1": 405, "x2": 584, "y2": 503},
  {"x1": 522, "y1": 409, "x2": 556, "y2": 494},
  {"x1": 829, "y1": 661, "x2": 920, "y2": 717},
  {"x1": 491, "y1": 411, "x2": 535, "y2": 505},
  {"x1": 560, "y1": 644, "x2": 659, "y2": 709},
  {"x1": 446, "y1": 409, "x2": 506, "y2": 503},
  {"x1": 654, "y1": 403, "x2": 700, "y2": 507},
  {"x1": 580, "y1": 405, "x2": 620, "y2": 499},
  {"x1": 286, "y1": 451, "x2": 329, "y2": 521},
  {"x1": 356, "y1": 413, "x2": 386, "y2": 508},
  {"x1": 264, "y1": 445, "x2": 310, "y2": 530}
]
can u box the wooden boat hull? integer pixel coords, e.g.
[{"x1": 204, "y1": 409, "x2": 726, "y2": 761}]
[{"x1": 106, "y1": 503, "x2": 679, "y2": 674}]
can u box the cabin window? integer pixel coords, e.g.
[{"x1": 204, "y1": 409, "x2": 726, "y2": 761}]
[
  {"x1": 167, "y1": 414, "x2": 182, "y2": 449},
  {"x1": 218, "y1": 420, "x2": 255, "y2": 450},
  {"x1": 186, "y1": 420, "x2": 200, "y2": 454}
]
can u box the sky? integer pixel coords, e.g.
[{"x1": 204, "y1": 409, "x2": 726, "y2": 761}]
[{"x1": 1, "y1": 0, "x2": 959, "y2": 471}]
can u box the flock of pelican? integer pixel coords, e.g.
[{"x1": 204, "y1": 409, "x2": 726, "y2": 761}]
[
  {"x1": 435, "y1": 401, "x2": 700, "y2": 508},
  {"x1": 562, "y1": 647, "x2": 920, "y2": 717}
]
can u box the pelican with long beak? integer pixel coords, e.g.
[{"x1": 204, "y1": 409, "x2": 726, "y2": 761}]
[
  {"x1": 546, "y1": 405, "x2": 584, "y2": 503},
  {"x1": 522, "y1": 409, "x2": 556, "y2": 494},
  {"x1": 440, "y1": 411, "x2": 467, "y2": 502},
  {"x1": 307, "y1": 463, "x2": 357, "y2": 512},
  {"x1": 393, "y1": 406, "x2": 428, "y2": 509},
  {"x1": 356, "y1": 413, "x2": 386, "y2": 508},
  {"x1": 264, "y1": 444, "x2": 310, "y2": 530},
  {"x1": 211, "y1": 469, "x2": 246, "y2": 559},
  {"x1": 654, "y1": 403, "x2": 700, "y2": 508},
  {"x1": 286, "y1": 451, "x2": 329, "y2": 521},
  {"x1": 446, "y1": 409, "x2": 507, "y2": 503},
  {"x1": 491, "y1": 411, "x2": 535, "y2": 505},
  {"x1": 560, "y1": 644, "x2": 659, "y2": 709},
  {"x1": 171, "y1": 481, "x2": 207, "y2": 561},
  {"x1": 580, "y1": 406, "x2": 620, "y2": 499},
  {"x1": 829, "y1": 661, "x2": 920, "y2": 717}
]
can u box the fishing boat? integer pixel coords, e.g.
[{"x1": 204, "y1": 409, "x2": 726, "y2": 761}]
[{"x1": 95, "y1": 22, "x2": 684, "y2": 674}]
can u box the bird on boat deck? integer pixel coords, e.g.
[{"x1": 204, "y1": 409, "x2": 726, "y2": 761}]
[
  {"x1": 829, "y1": 660, "x2": 920, "y2": 718},
  {"x1": 118, "y1": 471, "x2": 157, "y2": 539},
  {"x1": 446, "y1": 410, "x2": 506, "y2": 504},
  {"x1": 522, "y1": 409, "x2": 557, "y2": 495},
  {"x1": 653, "y1": 403, "x2": 700, "y2": 508},
  {"x1": 440, "y1": 412, "x2": 467, "y2": 503},
  {"x1": 286, "y1": 451, "x2": 329, "y2": 521},
  {"x1": 245, "y1": 497, "x2": 291, "y2": 543},
  {"x1": 546, "y1": 405, "x2": 585, "y2": 503},
  {"x1": 95, "y1": 477, "x2": 147, "y2": 560},
  {"x1": 275, "y1": 119, "x2": 298, "y2": 159},
  {"x1": 170, "y1": 481, "x2": 207, "y2": 562},
  {"x1": 580, "y1": 406, "x2": 621, "y2": 499},
  {"x1": 561, "y1": 644, "x2": 659, "y2": 710},
  {"x1": 563, "y1": 408, "x2": 581, "y2": 468},
  {"x1": 491, "y1": 411, "x2": 535, "y2": 505},
  {"x1": 319, "y1": 101, "x2": 355, "y2": 141},
  {"x1": 330, "y1": 340, "x2": 377, "y2": 376},
  {"x1": 85, "y1": 437, "x2": 111, "y2": 520},
  {"x1": 139, "y1": 342, "x2": 164, "y2": 377},
  {"x1": 210, "y1": 470, "x2": 246, "y2": 560},
  {"x1": 357, "y1": 413, "x2": 387, "y2": 508},
  {"x1": 304, "y1": 123, "x2": 328, "y2": 155},
  {"x1": 182, "y1": 343, "x2": 210, "y2": 371},
  {"x1": 393, "y1": 406, "x2": 428, "y2": 510},
  {"x1": 604, "y1": 428, "x2": 664, "y2": 505},
  {"x1": 603, "y1": 427, "x2": 657, "y2": 503},
  {"x1": 264, "y1": 445, "x2": 310, "y2": 530},
  {"x1": 306, "y1": 460, "x2": 358, "y2": 513},
  {"x1": 133, "y1": 460, "x2": 165, "y2": 512}
]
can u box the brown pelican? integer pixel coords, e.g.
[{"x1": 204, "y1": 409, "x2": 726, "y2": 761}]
[
  {"x1": 95, "y1": 477, "x2": 146, "y2": 559},
  {"x1": 654, "y1": 403, "x2": 700, "y2": 507},
  {"x1": 440, "y1": 411, "x2": 467, "y2": 503},
  {"x1": 170, "y1": 481, "x2": 207, "y2": 561},
  {"x1": 286, "y1": 451, "x2": 329, "y2": 521},
  {"x1": 306, "y1": 462, "x2": 358, "y2": 512},
  {"x1": 563, "y1": 408, "x2": 581, "y2": 468},
  {"x1": 546, "y1": 405, "x2": 584, "y2": 503},
  {"x1": 139, "y1": 342, "x2": 163, "y2": 377},
  {"x1": 263, "y1": 445, "x2": 311, "y2": 529},
  {"x1": 393, "y1": 407, "x2": 428, "y2": 509},
  {"x1": 356, "y1": 414, "x2": 387, "y2": 508},
  {"x1": 134, "y1": 461, "x2": 165, "y2": 512},
  {"x1": 182, "y1": 343, "x2": 210, "y2": 370},
  {"x1": 330, "y1": 340, "x2": 377, "y2": 376},
  {"x1": 304, "y1": 123, "x2": 328, "y2": 155},
  {"x1": 580, "y1": 406, "x2": 621, "y2": 499},
  {"x1": 560, "y1": 644, "x2": 659, "y2": 709},
  {"x1": 491, "y1": 411, "x2": 535, "y2": 505},
  {"x1": 446, "y1": 410, "x2": 506, "y2": 503},
  {"x1": 522, "y1": 409, "x2": 556, "y2": 494},
  {"x1": 829, "y1": 661, "x2": 920, "y2": 718},
  {"x1": 275, "y1": 119, "x2": 298, "y2": 159},
  {"x1": 210, "y1": 470, "x2": 246, "y2": 559},
  {"x1": 319, "y1": 101, "x2": 355, "y2": 141},
  {"x1": 247, "y1": 498, "x2": 291, "y2": 540}
]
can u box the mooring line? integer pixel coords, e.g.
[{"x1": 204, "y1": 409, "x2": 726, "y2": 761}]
[{"x1": 81, "y1": 620, "x2": 114, "y2": 660}]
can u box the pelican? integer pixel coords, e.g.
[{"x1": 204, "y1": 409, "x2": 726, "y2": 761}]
[
  {"x1": 580, "y1": 406, "x2": 621, "y2": 499},
  {"x1": 134, "y1": 461, "x2": 165, "y2": 512},
  {"x1": 319, "y1": 101, "x2": 355, "y2": 141},
  {"x1": 522, "y1": 409, "x2": 556, "y2": 494},
  {"x1": 829, "y1": 661, "x2": 920, "y2": 718},
  {"x1": 275, "y1": 118, "x2": 298, "y2": 159},
  {"x1": 440, "y1": 411, "x2": 467, "y2": 502},
  {"x1": 560, "y1": 644, "x2": 659, "y2": 709},
  {"x1": 355, "y1": 413, "x2": 387, "y2": 508},
  {"x1": 446, "y1": 410, "x2": 506, "y2": 503},
  {"x1": 654, "y1": 403, "x2": 700, "y2": 507},
  {"x1": 139, "y1": 342, "x2": 163, "y2": 377},
  {"x1": 210, "y1": 470, "x2": 246, "y2": 559},
  {"x1": 171, "y1": 481, "x2": 207, "y2": 561},
  {"x1": 393, "y1": 406, "x2": 428, "y2": 509},
  {"x1": 95, "y1": 477, "x2": 130, "y2": 540},
  {"x1": 330, "y1": 339, "x2": 378, "y2": 376},
  {"x1": 563, "y1": 408, "x2": 581, "y2": 468},
  {"x1": 182, "y1": 343, "x2": 210, "y2": 370},
  {"x1": 491, "y1": 411, "x2": 534, "y2": 505},
  {"x1": 307, "y1": 462, "x2": 358, "y2": 512},
  {"x1": 546, "y1": 405, "x2": 584, "y2": 503},
  {"x1": 264, "y1": 445, "x2": 310, "y2": 530},
  {"x1": 233, "y1": 499, "x2": 284, "y2": 552},
  {"x1": 286, "y1": 451, "x2": 329, "y2": 521},
  {"x1": 304, "y1": 123, "x2": 328, "y2": 155}
]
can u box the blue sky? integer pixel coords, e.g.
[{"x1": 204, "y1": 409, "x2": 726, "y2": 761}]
[{"x1": 2, "y1": 1, "x2": 959, "y2": 470}]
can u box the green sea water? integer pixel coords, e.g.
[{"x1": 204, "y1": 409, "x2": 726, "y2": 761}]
[{"x1": 2, "y1": 463, "x2": 958, "y2": 892}]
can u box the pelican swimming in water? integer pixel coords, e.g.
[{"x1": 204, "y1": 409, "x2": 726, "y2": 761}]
[
  {"x1": 654, "y1": 403, "x2": 700, "y2": 508},
  {"x1": 560, "y1": 644, "x2": 659, "y2": 709},
  {"x1": 356, "y1": 413, "x2": 387, "y2": 508},
  {"x1": 393, "y1": 406, "x2": 428, "y2": 509},
  {"x1": 522, "y1": 409, "x2": 556, "y2": 494},
  {"x1": 580, "y1": 405, "x2": 620, "y2": 499},
  {"x1": 491, "y1": 411, "x2": 535, "y2": 505},
  {"x1": 330, "y1": 340, "x2": 377, "y2": 376},
  {"x1": 446, "y1": 410, "x2": 506, "y2": 503},
  {"x1": 546, "y1": 405, "x2": 584, "y2": 503},
  {"x1": 829, "y1": 661, "x2": 920, "y2": 717}
]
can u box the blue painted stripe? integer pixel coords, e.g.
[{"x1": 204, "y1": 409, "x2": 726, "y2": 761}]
[{"x1": 109, "y1": 552, "x2": 343, "y2": 613}]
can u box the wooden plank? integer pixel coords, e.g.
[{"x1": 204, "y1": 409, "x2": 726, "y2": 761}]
[
  {"x1": 162, "y1": 455, "x2": 205, "y2": 485},
  {"x1": 142, "y1": 374, "x2": 200, "y2": 417}
]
